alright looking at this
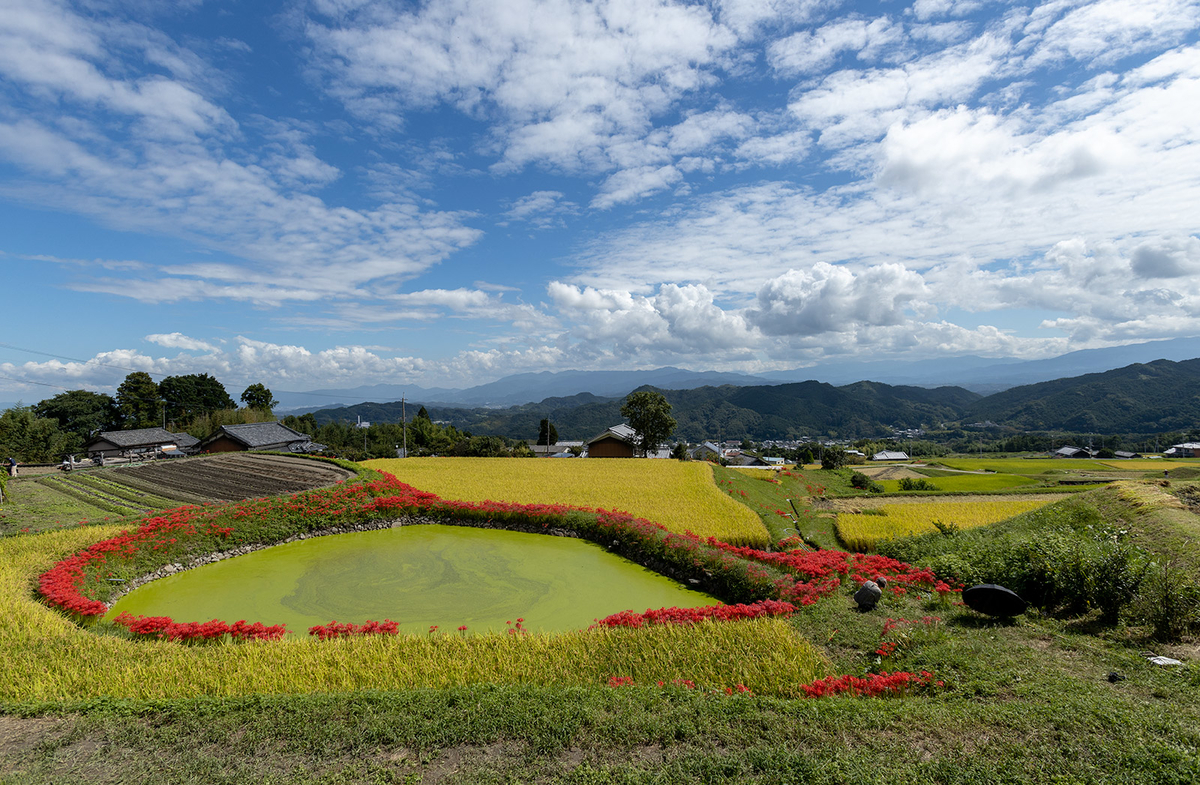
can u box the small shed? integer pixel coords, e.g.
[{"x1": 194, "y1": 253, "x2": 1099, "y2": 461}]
[
  {"x1": 586, "y1": 424, "x2": 637, "y2": 458},
  {"x1": 1053, "y1": 446, "x2": 1092, "y2": 458},
  {"x1": 872, "y1": 450, "x2": 909, "y2": 461},
  {"x1": 198, "y1": 422, "x2": 325, "y2": 454}
]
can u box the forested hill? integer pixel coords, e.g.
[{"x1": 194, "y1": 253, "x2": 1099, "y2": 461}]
[
  {"x1": 313, "y1": 381, "x2": 979, "y2": 441},
  {"x1": 963, "y1": 358, "x2": 1200, "y2": 433}
]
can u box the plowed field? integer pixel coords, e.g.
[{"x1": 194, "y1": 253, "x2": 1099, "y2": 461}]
[{"x1": 108, "y1": 454, "x2": 354, "y2": 503}]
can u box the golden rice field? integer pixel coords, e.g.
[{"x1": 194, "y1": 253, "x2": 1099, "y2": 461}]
[
  {"x1": 835, "y1": 499, "x2": 1053, "y2": 552},
  {"x1": 365, "y1": 457, "x2": 770, "y2": 546},
  {"x1": 0, "y1": 528, "x2": 829, "y2": 701}
]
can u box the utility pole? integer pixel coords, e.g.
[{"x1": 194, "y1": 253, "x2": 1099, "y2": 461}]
[{"x1": 402, "y1": 397, "x2": 407, "y2": 458}]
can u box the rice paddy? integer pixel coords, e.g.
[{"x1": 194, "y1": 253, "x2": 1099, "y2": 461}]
[
  {"x1": 365, "y1": 457, "x2": 770, "y2": 546},
  {"x1": 0, "y1": 526, "x2": 828, "y2": 701},
  {"x1": 835, "y1": 499, "x2": 1054, "y2": 552}
]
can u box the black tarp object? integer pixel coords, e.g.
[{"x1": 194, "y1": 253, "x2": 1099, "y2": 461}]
[{"x1": 963, "y1": 583, "x2": 1028, "y2": 617}]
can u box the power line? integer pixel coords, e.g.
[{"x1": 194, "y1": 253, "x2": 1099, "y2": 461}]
[
  {"x1": 0, "y1": 340, "x2": 417, "y2": 403},
  {"x1": 0, "y1": 373, "x2": 74, "y2": 391},
  {"x1": 0, "y1": 341, "x2": 169, "y2": 379}
]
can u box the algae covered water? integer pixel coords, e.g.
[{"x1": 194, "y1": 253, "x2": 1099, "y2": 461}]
[{"x1": 107, "y1": 524, "x2": 717, "y2": 634}]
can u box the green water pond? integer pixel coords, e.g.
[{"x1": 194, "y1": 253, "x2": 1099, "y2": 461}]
[{"x1": 107, "y1": 524, "x2": 718, "y2": 635}]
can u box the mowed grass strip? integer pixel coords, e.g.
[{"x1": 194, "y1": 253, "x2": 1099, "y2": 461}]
[
  {"x1": 365, "y1": 458, "x2": 769, "y2": 546},
  {"x1": 836, "y1": 499, "x2": 1053, "y2": 552},
  {"x1": 0, "y1": 527, "x2": 827, "y2": 700}
]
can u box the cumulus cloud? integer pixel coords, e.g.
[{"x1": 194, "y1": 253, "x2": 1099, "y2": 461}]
[
  {"x1": 748, "y1": 263, "x2": 929, "y2": 336},
  {"x1": 1130, "y1": 237, "x2": 1200, "y2": 279}
]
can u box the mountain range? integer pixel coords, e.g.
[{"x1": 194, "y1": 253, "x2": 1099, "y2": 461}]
[
  {"x1": 305, "y1": 357, "x2": 1200, "y2": 441},
  {"x1": 274, "y1": 336, "x2": 1200, "y2": 412}
]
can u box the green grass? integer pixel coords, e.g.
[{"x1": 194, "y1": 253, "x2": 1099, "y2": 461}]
[
  {"x1": 878, "y1": 473, "x2": 1043, "y2": 493},
  {"x1": 0, "y1": 477, "x2": 131, "y2": 535},
  {"x1": 713, "y1": 466, "x2": 845, "y2": 548},
  {"x1": 2, "y1": 569, "x2": 1197, "y2": 784},
  {"x1": 934, "y1": 457, "x2": 1179, "y2": 475}
]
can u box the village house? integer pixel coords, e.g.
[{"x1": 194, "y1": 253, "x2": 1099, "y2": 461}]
[
  {"x1": 1165, "y1": 443, "x2": 1200, "y2": 458},
  {"x1": 85, "y1": 428, "x2": 199, "y2": 460},
  {"x1": 198, "y1": 422, "x2": 325, "y2": 454}
]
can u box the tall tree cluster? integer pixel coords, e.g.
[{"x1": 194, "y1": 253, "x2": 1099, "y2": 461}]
[{"x1": 0, "y1": 373, "x2": 281, "y2": 462}]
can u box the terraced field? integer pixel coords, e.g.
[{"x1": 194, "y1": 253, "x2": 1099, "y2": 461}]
[
  {"x1": 20, "y1": 454, "x2": 354, "y2": 530},
  {"x1": 108, "y1": 454, "x2": 354, "y2": 502}
]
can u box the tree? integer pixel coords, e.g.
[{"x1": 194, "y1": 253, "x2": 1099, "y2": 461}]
[
  {"x1": 537, "y1": 418, "x2": 558, "y2": 446},
  {"x1": 240, "y1": 383, "x2": 278, "y2": 412},
  {"x1": 671, "y1": 442, "x2": 689, "y2": 460},
  {"x1": 821, "y1": 447, "x2": 847, "y2": 470},
  {"x1": 116, "y1": 372, "x2": 162, "y2": 429},
  {"x1": 34, "y1": 390, "x2": 118, "y2": 442},
  {"x1": 620, "y1": 390, "x2": 676, "y2": 457},
  {"x1": 159, "y1": 374, "x2": 236, "y2": 423},
  {"x1": 0, "y1": 406, "x2": 76, "y2": 462}
]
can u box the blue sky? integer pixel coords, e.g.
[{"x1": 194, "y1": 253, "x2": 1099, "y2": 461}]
[{"x1": 2, "y1": 0, "x2": 1199, "y2": 400}]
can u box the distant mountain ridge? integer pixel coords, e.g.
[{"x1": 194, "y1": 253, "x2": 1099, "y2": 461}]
[
  {"x1": 312, "y1": 380, "x2": 980, "y2": 441},
  {"x1": 275, "y1": 336, "x2": 1200, "y2": 412},
  {"x1": 964, "y1": 358, "x2": 1200, "y2": 433},
  {"x1": 306, "y1": 357, "x2": 1200, "y2": 440}
]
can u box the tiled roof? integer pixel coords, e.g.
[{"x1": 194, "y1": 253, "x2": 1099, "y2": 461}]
[
  {"x1": 210, "y1": 422, "x2": 308, "y2": 448},
  {"x1": 586, "y1": 423, "x2": 636, "y2": 445},
  {"x1": 89, "y1": 428, "x2": 179, "y2": 448}
]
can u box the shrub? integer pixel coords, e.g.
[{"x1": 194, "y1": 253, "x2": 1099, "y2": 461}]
[
  {"x1": 1135, "y1": 562, "x2": 1200, "y2": 641},
  {"x1": 821, "y1": 449, "x2": 846, "y2": 470},
  {"x1": 898, "y1": 478, "x2": 939, "y2": 491}
]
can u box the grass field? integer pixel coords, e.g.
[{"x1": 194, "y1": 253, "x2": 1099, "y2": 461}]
[
  {"x1": 878, "y1": 473, "x2": 1043, "y2": 493},
  {"x1": 934, "y1": 457, "x2": 1198, "y2": 474},
  {"x1": 836, "y1": 498, "x2": 1053, "y2": 551},
  {"x1": 366, "y1": 457, "x2": 770, "y2": 545}
]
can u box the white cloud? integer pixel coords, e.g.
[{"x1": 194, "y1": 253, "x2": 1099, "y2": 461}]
[
  {"x1": 145, "y1": 333, "x2": 220, "y2": 352},
  {"x1": 788, "y1": 31, "x2": 1013, "y2": 149},
  {"x1": 1130, "y1": 236, "x2": 1200, "y2": 279},
  {"x1": 748, "y1": 263, "x2": 929, "y2": 336},
  {"x1": 769, "y1": 17, "x2": 905, "y2": 75},
  {"x1": 1027, "y1": 0, "x2": 1200, "y2": 69},
  {"x1": 306, "y1": 0, "x2": 737, "y2": 173},
  {"x1": 504, "y1": 190, "x2": 578, "y2": 228},
  {"x1": 0, "y1": 1, "x2": 482, "y2": 305},
  {"x1": 713, "y1": 0, "x2": 835, "y2": 38},
  {"x1": 592, "y1": 165, "x2": 684, "y2": 208}
]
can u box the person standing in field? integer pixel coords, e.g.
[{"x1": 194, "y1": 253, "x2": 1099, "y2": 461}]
[{"x1": 7, "y1": 457, "x2": 15, "y2": 477}]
